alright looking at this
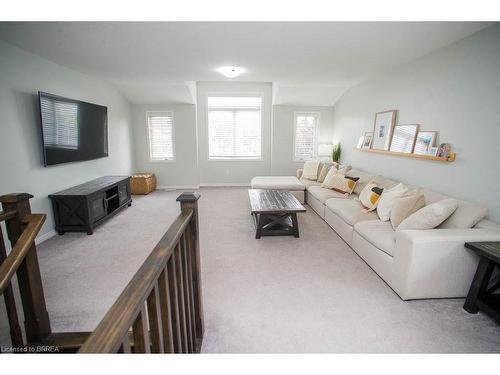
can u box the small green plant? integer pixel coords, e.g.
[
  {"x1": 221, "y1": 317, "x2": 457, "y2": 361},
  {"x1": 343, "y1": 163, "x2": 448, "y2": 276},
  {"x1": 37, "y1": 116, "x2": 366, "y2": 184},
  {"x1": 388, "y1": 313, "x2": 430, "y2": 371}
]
[{"x1": 332, "y1": 143, "x2": 342, "y2": 162}]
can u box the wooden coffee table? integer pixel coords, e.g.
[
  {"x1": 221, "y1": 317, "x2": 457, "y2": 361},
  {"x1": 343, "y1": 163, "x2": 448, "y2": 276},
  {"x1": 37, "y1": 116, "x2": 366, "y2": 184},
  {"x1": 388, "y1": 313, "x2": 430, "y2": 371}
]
[{"x1": 248, "y1": 189, "x2": 306, "y2": 239}]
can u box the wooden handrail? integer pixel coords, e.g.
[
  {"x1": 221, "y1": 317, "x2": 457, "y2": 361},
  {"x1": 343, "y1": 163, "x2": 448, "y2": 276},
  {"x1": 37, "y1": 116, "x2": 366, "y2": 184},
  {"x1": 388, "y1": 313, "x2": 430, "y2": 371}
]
[
  {"x1": 79, "y1": 210, "x2": 194, "y2": 353},
  {"x1": 0, "y1": 213, "x2": 46, "y2": 295}
]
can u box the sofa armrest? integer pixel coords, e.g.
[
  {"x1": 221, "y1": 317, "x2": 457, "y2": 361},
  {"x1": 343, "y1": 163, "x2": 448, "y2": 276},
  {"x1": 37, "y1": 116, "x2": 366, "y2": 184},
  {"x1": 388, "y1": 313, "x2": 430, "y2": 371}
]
[
  {"x1": 296, "y1": 169, "x2": 303, "y2": 179},
  {"x1": 393, "y1": 228, "x2": 500, "y2": 299}
]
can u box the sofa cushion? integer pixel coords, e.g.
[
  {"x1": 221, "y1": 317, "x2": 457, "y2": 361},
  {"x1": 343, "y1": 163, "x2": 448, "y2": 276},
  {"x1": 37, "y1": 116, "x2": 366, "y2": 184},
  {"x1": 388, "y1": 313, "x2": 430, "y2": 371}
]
[
  {"x1": 439, "y1": 200, "x2": 488, "y2": 229},
  {"x1": 300, "y1": 177, "x2": 322, "y2": 189},
  {"x1": 359, "y1": 183, "x2": 384, "y2": 211},
  {"x1": 371, "y1": 175, "x2": 400, "y2": 190},
  {"x1": 308, "y1": 185, "x2": 352, "y2": 203},
  {"x1": 302, "y1": 161, "x2": 321, "y2": 180},
  {"x1": 326, "y1": 198, "x2": 379, "y2": 226},
  {"x1": 321, "y1": 170, "x2": 359, "y2": 194},
  {"x1": 317, "y1": 164, "x2": 333, "y2": 183},
  {"x1": 346, "y1": 169, "x2": 376, "y2": 195},
  {"x1": 398, "y1": 198, "x2": 458, "y2": 230},
  {"x1": 251, "y1": 176, "x2": 305, "y2": 191},
  {"x1": 354, "y1": 220, "x2": 396, "y2": 257}
]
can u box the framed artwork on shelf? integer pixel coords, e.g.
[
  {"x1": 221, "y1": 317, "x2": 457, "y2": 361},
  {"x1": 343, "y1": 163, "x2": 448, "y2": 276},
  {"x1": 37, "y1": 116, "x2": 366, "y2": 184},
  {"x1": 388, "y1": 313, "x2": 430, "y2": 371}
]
[
  {"x1": 427, "y1": 147, "x2": 439, "y2": 156},
  {"x1": 362, "y1": 132, "x2": 373, "y2": 148},
  {"x1": 414, "y1": 131, "x2": 438, "y2": 155},
  {"x1": 389, "y1": 124, "x2": 419, "y2": 153},
  {"x1": 371, "y1": 110, "x2": 397, "y2": 150},
  {"x1": 357, "y1": 135, "x2": 365, "y2": 149}
]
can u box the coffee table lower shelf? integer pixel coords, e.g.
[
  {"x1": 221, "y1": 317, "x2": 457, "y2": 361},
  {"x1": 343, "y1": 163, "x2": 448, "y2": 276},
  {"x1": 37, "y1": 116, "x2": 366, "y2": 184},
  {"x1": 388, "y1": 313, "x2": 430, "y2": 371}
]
[{"x1": 252, "y1": 212, "x2": 299, "y2": 239}]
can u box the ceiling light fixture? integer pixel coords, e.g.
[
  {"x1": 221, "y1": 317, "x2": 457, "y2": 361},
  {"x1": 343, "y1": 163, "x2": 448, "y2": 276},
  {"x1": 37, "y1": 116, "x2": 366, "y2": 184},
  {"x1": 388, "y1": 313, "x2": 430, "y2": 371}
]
[{"x1": 217, "y1": 66, "x2": 245, "y2": 78}]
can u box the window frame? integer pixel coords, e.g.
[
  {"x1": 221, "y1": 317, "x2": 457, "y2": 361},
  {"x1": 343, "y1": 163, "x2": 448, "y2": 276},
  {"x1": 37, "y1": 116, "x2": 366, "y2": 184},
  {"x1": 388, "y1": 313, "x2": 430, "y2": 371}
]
[
  {"x1": 206, "y1": 93, "x2": 264, "y2": 162},
  {"x1": 145, "y1": 110, "x2": 176, "y2": 163},
  {"x1": 292, "y1": 111, "x2": 320, "y2": 162}
]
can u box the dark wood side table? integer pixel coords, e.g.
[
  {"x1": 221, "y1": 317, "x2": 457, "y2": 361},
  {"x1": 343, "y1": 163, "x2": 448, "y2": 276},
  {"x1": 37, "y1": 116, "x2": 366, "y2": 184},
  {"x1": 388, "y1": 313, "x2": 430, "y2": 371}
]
[{"x1": 463, "y1": 242, "x2": 500, "y2": 322}]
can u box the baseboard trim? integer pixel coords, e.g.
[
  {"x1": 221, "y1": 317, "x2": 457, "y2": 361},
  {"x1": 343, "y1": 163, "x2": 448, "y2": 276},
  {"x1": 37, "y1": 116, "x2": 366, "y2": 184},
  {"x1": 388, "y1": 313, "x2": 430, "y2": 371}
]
[
  {"x1": 157, "y1": 185, "x2": 200, "y2": 190},
  {"x1": 36, "y1": 229, "x2": 57, "y2": 245},
  {"x1": 199, "y1": 182, "x2": 250, "y2": 187}
]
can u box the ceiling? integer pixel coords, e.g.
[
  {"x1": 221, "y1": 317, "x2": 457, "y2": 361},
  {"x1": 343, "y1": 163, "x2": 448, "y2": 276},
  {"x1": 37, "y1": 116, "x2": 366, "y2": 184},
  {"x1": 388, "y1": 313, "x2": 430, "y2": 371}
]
[{"x1": 0, "y1": 22, "x2": 492, "y2": 106}]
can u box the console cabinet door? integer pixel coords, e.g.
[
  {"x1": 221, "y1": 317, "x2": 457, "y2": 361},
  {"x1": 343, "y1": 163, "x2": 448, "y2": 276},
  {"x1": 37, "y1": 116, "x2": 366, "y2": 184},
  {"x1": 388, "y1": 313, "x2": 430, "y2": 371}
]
[
  {"x1": 89, "y1": 194, "x2": 107, "y2": 222},
  {"x1": 118, "y1": 182, "x2": 129, "y2": 205}
]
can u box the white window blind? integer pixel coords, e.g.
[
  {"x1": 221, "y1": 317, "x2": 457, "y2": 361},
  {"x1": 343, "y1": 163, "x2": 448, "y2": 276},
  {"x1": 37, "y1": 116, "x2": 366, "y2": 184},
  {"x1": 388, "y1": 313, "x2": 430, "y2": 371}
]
[
  {"x1": 207, "y1": 96, "x2": 262, "y2": 160},
  {"x1": 294, "y1": 113, "x2": 318, "y2": 161},
  {"x1": 147, "y1": 112, "x2": 175, "y2": 161},
  {"x1": 40, "y1": 97, "x2": 79, "y2": 149}
]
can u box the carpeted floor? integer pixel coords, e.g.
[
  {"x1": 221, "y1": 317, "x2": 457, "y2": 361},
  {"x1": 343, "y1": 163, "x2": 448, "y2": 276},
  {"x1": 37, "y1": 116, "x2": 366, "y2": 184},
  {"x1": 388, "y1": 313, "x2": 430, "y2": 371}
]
[{"x1": 1, "y1": 187, "x2": 499, "y2": 352}]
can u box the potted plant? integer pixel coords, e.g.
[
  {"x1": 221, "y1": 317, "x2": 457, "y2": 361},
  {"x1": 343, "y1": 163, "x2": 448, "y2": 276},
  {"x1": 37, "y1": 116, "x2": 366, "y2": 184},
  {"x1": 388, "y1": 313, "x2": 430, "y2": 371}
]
[{"x1": 332, "y1": 143, "x2": 342, "y2": 163}]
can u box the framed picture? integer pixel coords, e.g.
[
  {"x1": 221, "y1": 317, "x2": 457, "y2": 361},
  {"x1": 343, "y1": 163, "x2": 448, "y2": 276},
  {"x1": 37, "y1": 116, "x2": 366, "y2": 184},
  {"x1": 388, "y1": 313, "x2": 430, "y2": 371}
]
[
  {"x1": 362, "y1": 132, "x2": 373, "y2": 148},
  {"x1": 372, "y1": 110, "x2": 397, "y2": 150},
  {"x1": 414, "y1": 131, "x2": 438, "y2": 155},
  {"x1": 356, "y1": 135, "x2": 364, "y2": 149},
  {"x1": 390, "y1": 124, "x2": 419, "y2": 153},
  {"x1": 437, "y1": 143, "x2": 451, "y2": 158},
  {"x1": 427, "y1": 147, "x2": 439, "y2": 156}
]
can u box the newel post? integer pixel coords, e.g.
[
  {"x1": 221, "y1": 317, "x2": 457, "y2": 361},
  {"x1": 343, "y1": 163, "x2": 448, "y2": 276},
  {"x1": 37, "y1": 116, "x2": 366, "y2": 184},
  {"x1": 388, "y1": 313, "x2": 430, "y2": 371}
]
[
  {"x1": 0, "y1": 193, "x2": 51, "y2": 343},
  {"x1": 176, "y1": 192, "x2": 204, "y2": 340}
]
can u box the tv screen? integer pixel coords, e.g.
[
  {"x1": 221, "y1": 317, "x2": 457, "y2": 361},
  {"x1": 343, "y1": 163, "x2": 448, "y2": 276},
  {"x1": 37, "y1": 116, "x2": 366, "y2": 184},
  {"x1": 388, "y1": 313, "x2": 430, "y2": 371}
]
[{"x1": 38, "y1": 92, "x2": 108, "y2": 166}]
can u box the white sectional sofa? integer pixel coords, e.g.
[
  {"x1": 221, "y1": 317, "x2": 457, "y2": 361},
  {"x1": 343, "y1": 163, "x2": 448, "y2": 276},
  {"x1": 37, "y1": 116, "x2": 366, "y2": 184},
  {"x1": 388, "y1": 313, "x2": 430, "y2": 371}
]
[{"x1": 252, "y1": 166, "x2": 500, "y2": 300}]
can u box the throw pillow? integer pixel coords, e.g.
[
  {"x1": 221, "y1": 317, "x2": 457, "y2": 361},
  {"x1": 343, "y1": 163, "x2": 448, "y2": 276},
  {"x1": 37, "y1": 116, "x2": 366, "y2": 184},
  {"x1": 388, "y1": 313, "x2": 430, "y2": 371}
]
[
  {"x1": 397, "y1": 198, "x2": 458, "y2": 230},
  {"x1": 376, "y1": 183, "x2": 409, "y2": 221},
  {"x1": 317, "y1": 164, "x2": 332, "y2": 183},
  {"x1": 359, "y1": 183, "x2": 384, "y2": 211},
  {"x1": 322, "y1": 169, "x2": 359, "y2": 194},
  {"x1": 390, "y1": 193, "x2": 426, "y2": 229},
  {"x1": 302, "y1": 161, "x2": 321, "y2": 180}
]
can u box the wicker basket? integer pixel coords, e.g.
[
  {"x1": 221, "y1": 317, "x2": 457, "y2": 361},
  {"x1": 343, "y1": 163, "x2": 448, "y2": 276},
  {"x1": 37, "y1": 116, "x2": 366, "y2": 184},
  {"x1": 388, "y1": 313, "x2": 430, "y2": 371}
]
[{"x1": 130, "y1": 173, "x2": 157, "y2": 195}]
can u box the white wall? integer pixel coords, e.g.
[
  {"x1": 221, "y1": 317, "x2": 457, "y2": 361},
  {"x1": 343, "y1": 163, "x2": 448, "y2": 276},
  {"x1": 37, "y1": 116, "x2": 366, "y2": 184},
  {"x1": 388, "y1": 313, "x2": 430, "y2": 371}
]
[
  {"x1": 0, "y1": 41, "x2": 135, "y2": 240},
  {"x1": 272, "y1": 105, "x2": 334, "y2": 176},
  {"x1": 196, "y1": 82, "x2": 273, "y2": 184},
  {"x1": 131, "y1": 103, "x2": 199, "y2": 188},
  {"x1": 331, "y1": 24, "x2": 500, "y2": 221}
]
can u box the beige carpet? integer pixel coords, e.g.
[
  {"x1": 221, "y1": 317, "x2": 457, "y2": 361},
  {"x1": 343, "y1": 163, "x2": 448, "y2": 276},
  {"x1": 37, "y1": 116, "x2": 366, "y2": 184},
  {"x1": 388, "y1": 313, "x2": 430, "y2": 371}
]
[{"x1": 1, "y1": 187, "x2": 499, "y2": 352}]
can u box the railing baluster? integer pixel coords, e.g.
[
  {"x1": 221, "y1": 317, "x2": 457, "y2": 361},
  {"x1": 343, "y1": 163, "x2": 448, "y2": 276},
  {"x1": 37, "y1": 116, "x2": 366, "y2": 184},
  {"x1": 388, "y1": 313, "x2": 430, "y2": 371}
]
[
  {"x1": 132, "y1": 306, "x2": 150, "y2": 353},
  {"x1": 181, "y1": 234, "x2": 194, "y2": 352},
  {"x1": 185, "y1": 223, "x2": 198, "y2": 351},
  {"x1": 175, "y1": 243, "x2": 188, "y2": 353},
  {"x1": 158, "y1": 268, "x2": 174, "y2": 353},
  {"x1": 167, "y1": 255, "x2": 182, "y2": 352},
  {"x1": 0, "y1": 227, "x2": 24, "y2": 348},
  {"x1": 146, "y1": 283, "x2": 164, "y2": 353}
]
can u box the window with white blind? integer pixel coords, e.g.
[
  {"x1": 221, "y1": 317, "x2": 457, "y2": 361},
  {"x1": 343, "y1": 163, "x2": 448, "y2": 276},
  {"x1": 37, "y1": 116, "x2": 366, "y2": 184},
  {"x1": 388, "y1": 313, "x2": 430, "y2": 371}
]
[
  {"x1": 40, "y1": 97, "x2": 79, "y2": 150},
  {"x1": 207, "y1": 96, "x2": 262, "y2": 160},
  {"x1": 146, "y1": 111, "x2": 175, "y2": 161},
  {"x1": 293, "y1": 112, "x2": 319, "y2": 161}
]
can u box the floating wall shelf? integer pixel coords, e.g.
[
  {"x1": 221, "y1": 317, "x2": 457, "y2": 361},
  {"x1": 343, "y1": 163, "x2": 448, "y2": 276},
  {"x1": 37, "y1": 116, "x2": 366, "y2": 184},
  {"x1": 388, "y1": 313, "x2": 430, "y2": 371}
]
[{"x1": 354, "y1": 148, "x2": 456, "y2": 162}]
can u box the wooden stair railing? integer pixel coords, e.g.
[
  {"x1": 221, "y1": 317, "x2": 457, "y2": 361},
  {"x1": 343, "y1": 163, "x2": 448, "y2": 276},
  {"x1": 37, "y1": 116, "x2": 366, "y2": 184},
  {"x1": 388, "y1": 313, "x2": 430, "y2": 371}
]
[
  {"x1": 78, "y1": 192, "x2": 204, "y2": 353},
  {"x1": 0, "y1": 193, "x2": 51, "y2": 350}
]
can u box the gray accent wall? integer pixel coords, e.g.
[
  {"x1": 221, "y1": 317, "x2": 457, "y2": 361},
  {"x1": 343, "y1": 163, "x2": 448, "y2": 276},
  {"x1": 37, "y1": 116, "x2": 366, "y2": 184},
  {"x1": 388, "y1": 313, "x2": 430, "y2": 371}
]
[
  {"x1": 0, "y1": 41, "x2": 135, "y2": 239},
  {"x1": 331, "y1": 24, "x2": 500, "y2": 221},
  {"x1": 131, "y1": 103, "x2": 199, "y2": 188}
]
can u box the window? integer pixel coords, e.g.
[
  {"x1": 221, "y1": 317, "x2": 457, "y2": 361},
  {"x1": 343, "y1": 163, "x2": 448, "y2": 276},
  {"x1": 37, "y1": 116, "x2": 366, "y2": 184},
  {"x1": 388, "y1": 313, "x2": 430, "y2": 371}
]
[
  {"x1": 207, "y1": 96, "x2": 262, "y2": 160},
  {"x1": 40, "y1": 97, "x2": 79, "y2": 150},
  {"x1": 146, "y1": 111, "x2": 175, "y2": 161},
  {"x1": 293, "y1": 112, "x2": 319, "y2": 161}
]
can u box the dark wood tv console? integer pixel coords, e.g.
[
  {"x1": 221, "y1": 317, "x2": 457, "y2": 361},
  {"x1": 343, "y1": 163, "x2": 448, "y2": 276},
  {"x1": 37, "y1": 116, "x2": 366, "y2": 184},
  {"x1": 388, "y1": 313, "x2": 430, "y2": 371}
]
[{"x1": 49, "y1": 176, "x2": 132, "y2": 235}]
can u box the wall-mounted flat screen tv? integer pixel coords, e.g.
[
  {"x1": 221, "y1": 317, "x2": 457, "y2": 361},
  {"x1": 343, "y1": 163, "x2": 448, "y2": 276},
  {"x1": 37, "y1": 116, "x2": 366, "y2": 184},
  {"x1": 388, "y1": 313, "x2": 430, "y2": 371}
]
[{"x1": 38, "y1": 91, "x2": 108, "y2": 166}]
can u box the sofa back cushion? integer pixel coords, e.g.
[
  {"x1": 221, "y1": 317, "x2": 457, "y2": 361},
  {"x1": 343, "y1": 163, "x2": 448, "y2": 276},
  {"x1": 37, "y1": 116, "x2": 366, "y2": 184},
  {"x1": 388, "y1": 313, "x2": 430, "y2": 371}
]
[
  {"x1": 439, "y1": 200, "x2": 488, "y2": 229},
  {"x1": 371, "y1": 175, "x2": 400, "y2": 190}
]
